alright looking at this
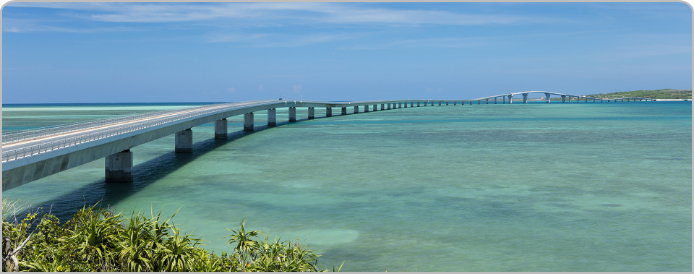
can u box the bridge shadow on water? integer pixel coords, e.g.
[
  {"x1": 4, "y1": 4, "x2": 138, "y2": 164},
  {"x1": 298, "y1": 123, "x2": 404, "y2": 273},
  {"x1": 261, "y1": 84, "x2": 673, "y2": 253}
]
[{"x1": 22, "y1": 119, "x2": 306, "y2": 221}]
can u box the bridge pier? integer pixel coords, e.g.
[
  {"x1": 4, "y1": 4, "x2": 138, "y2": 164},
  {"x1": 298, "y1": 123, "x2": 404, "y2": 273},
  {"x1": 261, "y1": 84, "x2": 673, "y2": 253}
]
[
  {"x1": 561, "y1": 95, "x2": 566, "y2": 103},
  {"x1": 503, "y1": 96, "x2": 506, "y2": 104},
  {"x1": 289, "y1": 107, "x2": 296, "y2": 122},
  {"x1": 381, "y1": 104, "x2": 385, "y2": 110},
  {"x1": 354, "y1": 106, "x2": 359, "y2": 113},
  {"x1": 244, "y1": 113, "x2": 254, "y2": 131},
  {"x1": 268, "y1": 108, "x2": 276, "y2": 126},
  {"x1": 545, "y1": 93, "x2": 551, "y2": 103},
  {"x1": 215, "y1": 118, "x2": 227, "y2": 139},
  {"x1": 387, "y1": 103, "x2": 391, "y2": 110},
  {"x1": 373, "y1": 104, "x2": 378, "y2": 111},
  {"x1": 105, "y1": 149, "x2": 133, "y2": 182},
  {"x1": 417, "y1": 102, "x2": 420, "y2": 107},
  {"x1": 365, "y1": 105, "x2": 369, "y2": 112},
  {"x1": 326, "y1": 107, "x2": 333, "y2": 117},
  {"x1": 411, "y1": 102, "x2": 414, "y2": 107},
  {"x1": 453, "y1": 102, "x2": 456, "y2": 105},
  {"x1": 342, "y1": 107, "x2": 347, "y2": 115},
  {"x1": 478, "y1": 100, "x2": 480, "y2": 104},
  {"x1": 494, "y1": 97, "x2": 497, "y2": 104},
  {"x1": 399, "y1": 102, "x2": 402, "y2": 108},
  {"x1": 308, "y1": 107, "x2": 315, "y2": 119},
  {"x1": 175, "y1": 129, "x2": 193, "y2": 153},
  {"x1": 446, "y1": 102, "x2": 449, "y2": 105},
  {"x1": 522, "y1": 93, "x2": 529, "y2": 104},
  {"x1": 486, "y1": 99, "x2": 489, "y2": 104},
  {"x1": 508, "y1": 94, "x2": 513, "y2": 104}
]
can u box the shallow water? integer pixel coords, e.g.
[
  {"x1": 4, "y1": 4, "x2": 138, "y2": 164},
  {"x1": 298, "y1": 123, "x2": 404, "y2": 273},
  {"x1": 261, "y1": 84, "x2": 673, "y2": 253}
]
[{"x1": 2, "y1": 101, "x2": 691, "y2": 271}]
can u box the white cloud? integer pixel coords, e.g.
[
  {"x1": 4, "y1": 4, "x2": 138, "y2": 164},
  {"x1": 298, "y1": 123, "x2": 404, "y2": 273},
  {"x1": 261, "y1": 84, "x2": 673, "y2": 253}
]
[
  {"x1": 227, "y1": 87, "x2": 236, "y2": 93},
  {"x1": 2, "y1": 18, "x2": 141, "y2": 33},
  {"x1": 293, "y1": 85, "x2": 302, "y2": 92},
  {"x1": 6, "y1": 2, "x2": 545, "y2": 26},
  {"x1": 206, "y1": 33, "x2": 269, "y2": 43},
  {"x1": 257, "y1": 85, "x2": 264, "y2": 91}
]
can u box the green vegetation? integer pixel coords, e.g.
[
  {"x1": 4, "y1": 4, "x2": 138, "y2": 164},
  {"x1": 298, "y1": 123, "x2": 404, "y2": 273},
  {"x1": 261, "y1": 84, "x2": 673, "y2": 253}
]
[
  {"x1": 587, "y1": 89, "x2": 692, "y2": 99},
  {"x1": 2, "y1": 200, "x2": 341, "y2": 272}
]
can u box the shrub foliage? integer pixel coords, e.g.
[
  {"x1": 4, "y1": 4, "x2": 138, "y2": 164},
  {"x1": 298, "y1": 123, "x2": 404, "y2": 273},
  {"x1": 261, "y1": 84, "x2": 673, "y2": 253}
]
[{"x1": 2, "y1": 202, "x2": 340, "y2": 272}]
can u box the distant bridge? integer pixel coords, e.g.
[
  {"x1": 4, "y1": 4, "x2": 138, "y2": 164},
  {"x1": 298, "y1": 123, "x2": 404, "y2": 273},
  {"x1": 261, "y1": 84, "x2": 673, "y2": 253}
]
[
  {"x1": 1, "y1": 94, "x2": 656, "y2": 191},
  {"x1": 473, "y1": 91, "x2": 655, "y2": 104}
]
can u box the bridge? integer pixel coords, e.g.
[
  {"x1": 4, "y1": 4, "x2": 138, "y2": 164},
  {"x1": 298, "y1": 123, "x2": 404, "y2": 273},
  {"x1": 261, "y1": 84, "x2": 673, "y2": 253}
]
[
  {"x1": 474, "y1": 91, "x2": 655, "y2": 104},
  {"x1": 1, "y1": 93, "x2": 656, "y2": 191}
]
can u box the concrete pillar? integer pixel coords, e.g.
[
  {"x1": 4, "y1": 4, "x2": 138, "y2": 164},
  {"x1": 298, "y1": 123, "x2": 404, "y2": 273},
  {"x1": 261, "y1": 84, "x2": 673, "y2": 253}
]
[
  {"x1": 545, "y1": 93, "x2": 551, "y2": 103},
  {"x1": 454, "y1": 102, "x2": 456, "y2": 105},
  {"x1": 341, "y1": 107, "x2": 347, "y2": 115},
  {"x1": 521, "y1": 93, "x2": 528, "y2": 104},
  {"x1": 354, "y1": 106, "x2": 359, "y2": 113},
  {"x1": 289, "y1": 107, "x2": 296, "y2": 122},
  {"x1": 381, "y1": 104, "x2": 385, "y2": 110},
  {"x1": 446, "y1": 102, "x2": 449, "y2": 105},
  {"x1": 268, "y1": 108, "x2": 276, "y2": 126},
  {"x1": 417, "y1": 102, "x2": 420, "y2": 107},
  {"x1": 411, "y1": 102, "x2": 414, "y2": 107},
  {"x1": 308, "y1": 107, "x2": 315, "y2": 119},
  {"x1": 503, "y1": 96, "x2": 506, "y2": 104},
  {"x1": 175, "y1": 129, "x2": 193, "y2": 153},
  {"x1": 398, "y1": 102, "x2": 402, "y2": 108},
  {"x1": 373, "y1": 104, "x2": 377, "y2": 111},
  {"x1": 326, "y1": 107, "x2": 332, "y2": 117},
  {"x1": 585, "y1": 98, "x2": 588, "y2": 102},
  {"x1": 215, "y1": 118, "x2": 227, "y2": 139},
  {"x1": 561, "y1": 95, "x2": 566, "y2": 103},
  {"x1": 364, "y1": 105, "x2": 369, "y2": 112},
  {"x1": 486, "y1": 99, "x2": 489, "y2": 104},
  {"x1": 494, "y1": 97, "x2": 497, "y2": 104},
  {"x1": 508, "y1": 94, "x2": 513, "y2": 104},
  {"x1": 478, "y1": 100, "x2": 480, "y2": 105},
  {"x1": 244, "y1": 112, "x2": 254, "y2": 132},
  {"x1": 105, "y1": 149, "x2": 133, "y2": 182},
  {"x1": 404, "y1": 102, "x2": 407, "y2": 108}
]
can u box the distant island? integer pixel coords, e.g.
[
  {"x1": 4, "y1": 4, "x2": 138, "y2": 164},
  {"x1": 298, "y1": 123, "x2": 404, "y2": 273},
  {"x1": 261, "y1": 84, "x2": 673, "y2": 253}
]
[{"x1": 586, "y1": 89, "x2": 692, "y2": 100}]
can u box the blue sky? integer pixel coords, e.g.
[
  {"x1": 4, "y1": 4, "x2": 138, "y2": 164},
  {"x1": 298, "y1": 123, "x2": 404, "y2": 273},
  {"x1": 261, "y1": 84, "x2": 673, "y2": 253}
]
[{"x1": 2, "y1": 2, "x2": 692, "y2": 103}]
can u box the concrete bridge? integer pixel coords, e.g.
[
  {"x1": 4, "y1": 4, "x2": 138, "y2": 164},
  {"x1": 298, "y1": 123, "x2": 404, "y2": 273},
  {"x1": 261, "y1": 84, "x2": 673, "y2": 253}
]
[{"x1": 1, "y1": 95, "x2": 655, "y2": 191}]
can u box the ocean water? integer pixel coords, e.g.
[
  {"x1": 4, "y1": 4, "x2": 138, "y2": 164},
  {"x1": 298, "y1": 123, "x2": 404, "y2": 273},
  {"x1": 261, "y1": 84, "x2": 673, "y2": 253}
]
[{"x1": 2, "y1": 101, "x2": 691, "y2": 271}]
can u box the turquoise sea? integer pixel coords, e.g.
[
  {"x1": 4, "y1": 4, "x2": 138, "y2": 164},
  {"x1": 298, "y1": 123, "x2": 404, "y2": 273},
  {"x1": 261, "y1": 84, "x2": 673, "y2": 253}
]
[{"x1": 2, "y1": 101, "x2": 691, "y2": 271}]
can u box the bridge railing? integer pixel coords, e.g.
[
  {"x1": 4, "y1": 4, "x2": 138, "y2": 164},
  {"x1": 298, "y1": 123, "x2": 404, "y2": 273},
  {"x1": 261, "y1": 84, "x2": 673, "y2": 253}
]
[
  {"x1": 0, "y1": 104, "x2": 228, "y2": 145},
  {"x1": 1, "y1": 101, "x2": 267, "y2": 163}
]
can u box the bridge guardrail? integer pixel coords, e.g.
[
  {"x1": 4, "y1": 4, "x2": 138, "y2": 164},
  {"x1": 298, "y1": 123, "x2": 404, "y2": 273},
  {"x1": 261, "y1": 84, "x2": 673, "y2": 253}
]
[
  {"x1": 1, "y1": 101, "x2": 265, "y2": 163},
  {"x1": 1, "y1": 104, "x2": 222, "y2": 144}
]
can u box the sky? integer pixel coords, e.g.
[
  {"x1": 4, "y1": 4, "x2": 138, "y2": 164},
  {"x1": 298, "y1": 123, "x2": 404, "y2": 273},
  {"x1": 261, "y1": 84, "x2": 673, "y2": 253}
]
[{"x1": 2, "y1": 2, "x2": 692, "y2": 103}]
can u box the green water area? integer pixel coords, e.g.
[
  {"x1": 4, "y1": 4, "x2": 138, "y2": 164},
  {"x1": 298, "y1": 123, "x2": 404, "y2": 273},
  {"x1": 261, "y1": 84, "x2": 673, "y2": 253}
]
[{"x1": 2, "y1": 101, "x2": 691, "y2": 271}]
